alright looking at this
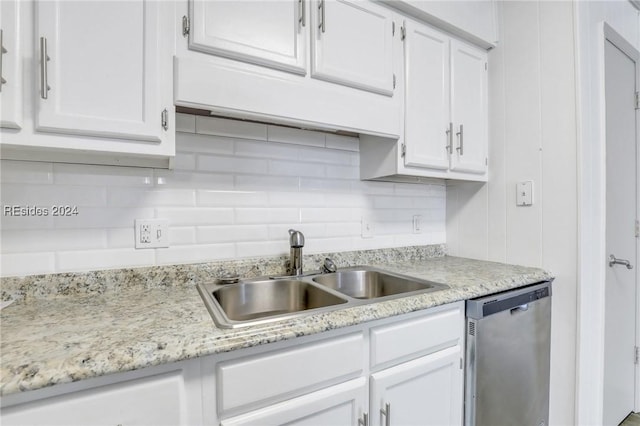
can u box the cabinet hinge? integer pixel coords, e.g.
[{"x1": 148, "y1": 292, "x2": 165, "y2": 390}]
[
  {"x1": 182, "y1": 15, "x2": 190, "y2": 37},
  {"x1": 635, "y1": 346, "x2": 639, "y2": 364},
  {"x1": 485, "y1": 157, "x2": 488, "y2": 166},
  {"x1": 392, "y1": 21, "x2": 395, "y2": 36},
  {"x1": 161, "y1": 108, "x2": 169, "y2": 131},
  {"x1": 393, "y1": 74, "x2": 396, "y2": 89},
  {"x1": 401, "y1": 143, "x2": 406, "y2": 157},
  {"x1": 400, "y1": 25, "x2": 406, "y2": 41},
  {"x1": 636, "y1": 220, "x2": 639, "y2": 238},
  {"x1": 635, "y1": 91, "x2": 639, "y2": 110},
  {"x1": 459, "y1": 358, "x2": 463, "y2": 369},
  {"x1": 485, "y1": 62, "x2": 488, "y2": 71}
]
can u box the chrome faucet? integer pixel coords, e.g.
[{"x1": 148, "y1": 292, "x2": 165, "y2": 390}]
[{"x1": 288, "y1": 229, "x2": 305, "y2": 276}]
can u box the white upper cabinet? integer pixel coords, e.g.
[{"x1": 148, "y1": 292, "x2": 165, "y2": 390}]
[
  {"x1": 450, "y1": 39, "x2": 488, "y2": 174},
  {"x1": 310, "y1": 0, "x2": 395, "y2": 96},
  {"x1": 189, "y1": 1, "x2": 307, "y2": 75},
  {"x1": 1, "y1": 0, "x2": 23, "y2": 130},
  {"x1": 403, "y1": 20, "x2": 449, "y2": 170},
  {"x1": 35, "y1": 0, "x2": 167, "y2": 143}
]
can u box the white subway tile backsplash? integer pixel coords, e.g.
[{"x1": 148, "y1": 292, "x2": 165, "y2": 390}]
[
  {"x1": 1, "y1": 252, "x2": 56, "y2": 276},
  {"x1": 235, "y1": 208, "x2": 300, "y2": 225},
  {"x1": 198, "y1": 225, "x2": 269, "y2": 244},
  {"x1": 267, "y1": 125, "x2": 325, "y2": 147},
  {"x1": 196, "y1": 116, "x2": 267, "y2": 141},
  {"x1": 1, "y1": 160, "x2": 53, "y2": 184},
  {"x1": 156, "y1": 207, "x2": 234, "y2": 226},
  {"x1": 176, "y1": 113, "x2": 196, "y2": 133},
  {"x1": 155, "y1": 243, "x2": 236, "y2": 265},
  {"x1": 325, "y1": 134, "x2": 359, "y2": 152},
  {"x1": 0, "y1": 115, "x2": 446, "y2": 277},
  {"x1": 197, "y1": 190, "x2": 268, "y2": 207},
  {"x1": 56, "y1": 248, "x2": 155, "y2": 273},
  {"x1": 198, "y1": 154, "x2": 268, "y2": 175},
  {"x1": 53, "y1": 163, "x2": 153, "y2": 187}
]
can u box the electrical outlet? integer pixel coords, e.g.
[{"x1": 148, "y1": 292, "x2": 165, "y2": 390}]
[
  {"x1": 361, "y1": 217, "x2": 374, "y2": 238},
  {"x1": 135, "y1": 219, "x2": 169, "y2": 249},
  {"x1": 412, "y1": 215, "x2": 422, "y2": 234}
]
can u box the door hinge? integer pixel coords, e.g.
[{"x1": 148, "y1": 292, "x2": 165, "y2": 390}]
[
  {"x1": 401, "y1": 143, "x2": 406, "y2": 157},
  {"x1": 393, "y1": 74, "x2": 396, "y2": 89},
  {"x1": 459, "y1": 358, "x2": 463, "y2": 369},
  {"x1": 400, "y1": 25, "x2": 406, "y2": 41},
  {"x1": 635, "y1": 91, "x2": 640, "y2": 110},
  {"x1": 636, "y1": 220, "x2": 639, "y2": 238},
  {"x1": 161, "y1": 108, "x2": 169, "y2": 131},
  {"x1": 635, "y1": 346, "x2": 639, "y2": 364},
  {"x1": 182, "y1": 15, "x2": 190, "y2": 37}
]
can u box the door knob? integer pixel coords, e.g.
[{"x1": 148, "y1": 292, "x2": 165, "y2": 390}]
[{"x1": 608, "y1": 254, "x2": 633, "y2": 269}]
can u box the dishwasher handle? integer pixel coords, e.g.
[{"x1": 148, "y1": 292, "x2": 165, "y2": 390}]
[{"x1": 510, "y1": 304, "x2": 529, "y2": 314}]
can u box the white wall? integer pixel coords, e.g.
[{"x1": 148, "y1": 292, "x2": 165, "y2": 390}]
[
  {"x1": 575, "y1": 1, "x2": 640, "y2": 423},
  {"x1": 447, "y1": 2, "x2": 578, "y2": 425},
  {"x1": 0, "y1": 114, "x2": 446, "y2": 277}
]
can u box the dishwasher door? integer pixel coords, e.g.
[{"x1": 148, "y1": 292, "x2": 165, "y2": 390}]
[{"x1": 465, "y1": 281, "x2": 552, "y2": 426}]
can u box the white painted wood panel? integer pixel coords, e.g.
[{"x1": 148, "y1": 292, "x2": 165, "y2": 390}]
[
  {"x1": 189, "y1": 0, "x2": 306, "y2": 75},
  {"x1": 403, "y1": 20, "x2": 450, "y2": 170},
  {"x1": 35, "y1": 0, "x2": 165, "y2": 142},
  {"x1": 370, "y1": 346, "x2": 463, "y2": 426},
  {"x1": 311, "y1": 0, "x2": 394, "y2": 96},
  {"x1": 370, "y1": 303, "x2": 461, "y2": 369},
  {"x1": 221, "y1": 378, "x2": 367, "y2": 426},
  {"x1": 217, "y1": 332, "x2": 364, "y2": 413},
  {"x1": 0, "y1": 0, "x2": 22, "y2": 129}
]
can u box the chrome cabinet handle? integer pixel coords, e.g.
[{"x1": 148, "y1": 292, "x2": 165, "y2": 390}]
[
  {"x1": 609, "y1": 254, "x2": 633, "y2": 269},
  {"x1": 298, "y1": 0, "x2": 305, "y2": 28},
  {"x1": 318, "y1": 0, "x2": 325, "y2": 33},
  {"x1": 446, "y1": 122, "x2": 453, "y2": 154},
  {"x1": 1, "y1": 30, "x2": 7, "y2": 91},
  {"x1": 358, "y1": 412, "x2": 368, "y2": 426},
  {"x1": 456, "y1": 124, "x2": 464, "y2": 155},
  {"x1": 380, "y1": 402, "x2": 391, "y2": 426},
  {"x1": 39, "y1": 37, "x2": 51, "y2": 99}
]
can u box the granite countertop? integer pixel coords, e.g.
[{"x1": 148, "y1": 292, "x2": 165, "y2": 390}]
[{"x1": 0, "y1": 251, "x2": 552, "y2": 397}]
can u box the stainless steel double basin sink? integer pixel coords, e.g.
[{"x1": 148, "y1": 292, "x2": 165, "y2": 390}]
[{"x1": 197, "y1": 266, "x2": 448, "y2": 328}]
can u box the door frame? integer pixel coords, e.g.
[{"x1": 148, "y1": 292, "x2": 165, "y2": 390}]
[{"x1": 576, "y1": 19, "x2": 640, "y2": 424}]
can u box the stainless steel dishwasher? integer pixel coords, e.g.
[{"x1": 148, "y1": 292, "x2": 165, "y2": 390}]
[{"x1": 465, "y1": 281, "x2": 552, "y2": 426}]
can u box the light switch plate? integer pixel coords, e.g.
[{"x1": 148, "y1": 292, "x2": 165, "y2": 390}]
[
  {"x1": 361, "y1": 217, "x2": 374, "y2": 238},
  {"x1": 412, "y1": 215, "x2": 422, "y2": 234},
  {"x1": 516, "y1": 181, "x2": 534, "y2": 206}
]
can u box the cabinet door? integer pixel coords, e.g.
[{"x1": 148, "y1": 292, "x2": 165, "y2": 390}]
[
  {"x1": 370, "y1": 346, "x2": 463, "y2": 426},
  {"x1": 450, "y1": 39, "x2": 488, "y2": 174},
  {"x1": 311, "y1": 0, "x2": 394, "y2": 96},
  {"x1": 403, "y1": 20, "x2": 450, "y2": 170},
  {"x1": 2, "y1": 370, "x2": 195, "y2": 426},
  {"x1": 1, "y1": 0, "x2": 23, "y2": 129},
  {"x1": 35, "y1": 0, "x2": 167, "y2": 142},
  {"x1": 221, "y1": 377, "x2": 368, "y2": 426},
  {"x1": 189, "y1": 0, "x2": 307, "y2": 75}
]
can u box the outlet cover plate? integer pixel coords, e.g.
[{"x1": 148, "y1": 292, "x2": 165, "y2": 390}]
[{"x1": 135, "y1": 219, "x2": 169, "y2": 249}]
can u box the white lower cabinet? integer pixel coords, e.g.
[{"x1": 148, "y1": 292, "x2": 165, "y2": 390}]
[
  {"x1": 1, "y1": 361, "x2": 203, "y2": 426},
  {"x1": 0, "y1": 302, "x2": 464, "y2": 426},
  {"x1": 221, "y1": 378, "x2": 368, "y2": 426},
  {"x1": 370, "y1": 346, "x2": 464, "y2": 426}
]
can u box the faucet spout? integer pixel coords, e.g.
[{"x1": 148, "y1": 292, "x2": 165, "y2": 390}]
[{"x1": 288, "y1": 229, "x2": 305, "y2": 276}]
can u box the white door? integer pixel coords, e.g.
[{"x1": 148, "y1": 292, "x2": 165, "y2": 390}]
[
  {"x1": 0, "y1": 0, "x2": 22, "y2": 129},
  {"x1": 189, "y1": 0, "x2": 307, "y2": 75},
  {"x1": 369, "y1": 346, "x2": 463, "y2": 426},
  {"x1": 603, "y1": 32, "x2": 638, "y2": 425},
  {"x1": 450, "y1": 39, "x2": 488, "y2": 175},
  {"x1": 403, "y1": 20, "x2": 450, "y2": 170},
  {"x1": 311, "y1": 0, "x2": 394, "y2": 96},
  {"x1": 35, "y1": 0, "x2": 166, "y2": 142},
  {"x1": 221, "y1": 378, "x2": 368, "y2": 426}
]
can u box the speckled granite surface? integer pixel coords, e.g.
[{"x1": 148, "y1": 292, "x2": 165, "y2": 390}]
[{"x1": 0, "y1": 247, "x2": 552, "y2": 397}]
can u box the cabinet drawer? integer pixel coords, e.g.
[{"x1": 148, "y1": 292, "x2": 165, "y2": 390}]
[
  {"x1": 217, "y1": 332, "x2": 364, "y2": 414},
  {"x1": 370, "y1": 304, "x2": 462, "y2": 369}
]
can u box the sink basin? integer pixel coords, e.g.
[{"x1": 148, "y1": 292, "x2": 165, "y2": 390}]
[
  {"x1": 197, "y1": 266, "x2": 448, "y2": 328},
  {"x1": 197, "y1": 279, "x2": 348, "y2": 328},
  {"x1": 312, "y1": 267, "x2": 448, "y2": 299}
]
